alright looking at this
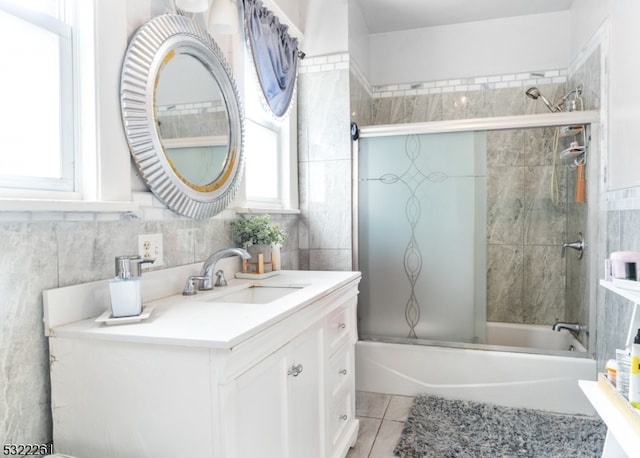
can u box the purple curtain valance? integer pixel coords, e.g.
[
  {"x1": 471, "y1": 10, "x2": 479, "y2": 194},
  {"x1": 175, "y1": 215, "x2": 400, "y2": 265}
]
[{"x1": 243, "y1": 0, "x2": 301, "y2": 117}]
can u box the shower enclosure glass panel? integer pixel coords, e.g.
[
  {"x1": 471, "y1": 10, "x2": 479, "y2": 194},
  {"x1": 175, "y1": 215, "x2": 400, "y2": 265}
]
[{"x1": 358, "y1": 132, "x2": 487, "y2": 343}]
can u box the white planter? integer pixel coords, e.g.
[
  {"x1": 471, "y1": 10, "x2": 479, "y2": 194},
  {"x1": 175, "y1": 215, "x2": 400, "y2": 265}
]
[{"x1": 247, "y1": 244, "x2": 272, "y2": 263}]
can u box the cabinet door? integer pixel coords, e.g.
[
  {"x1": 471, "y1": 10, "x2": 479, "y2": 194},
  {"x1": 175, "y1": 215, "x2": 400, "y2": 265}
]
[
  {"x1": 232, "y1": 325, "x2": 323, "y2": 458},
  {"x1": 288, "y1": 325, "x2": 324, "y2": 458},
  {"x1": 234, "y1": 347, "x2": 289, "y2": 457}
]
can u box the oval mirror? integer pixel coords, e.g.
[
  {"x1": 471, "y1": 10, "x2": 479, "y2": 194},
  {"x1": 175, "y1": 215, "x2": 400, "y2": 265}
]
[{"x1": 120, "y1": 14, "x2": 244, "y2": 219}]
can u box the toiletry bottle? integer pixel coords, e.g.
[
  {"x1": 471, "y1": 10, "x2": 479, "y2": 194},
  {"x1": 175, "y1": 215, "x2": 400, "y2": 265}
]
[
  {"x1": 109, "y1": 255, "x2": 154, "y2": 318},
  {"x1": 616, "y1": 348, "x2": 631, "y2": 398},
  {"x1": 629, "y1": 329, "x2": 640, "y2": 409}
]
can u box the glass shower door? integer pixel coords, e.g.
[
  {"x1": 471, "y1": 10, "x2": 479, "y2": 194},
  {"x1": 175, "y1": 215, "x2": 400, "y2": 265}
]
[{"x1": 357, "y1": 131, "x2": 487, "y2": 343}]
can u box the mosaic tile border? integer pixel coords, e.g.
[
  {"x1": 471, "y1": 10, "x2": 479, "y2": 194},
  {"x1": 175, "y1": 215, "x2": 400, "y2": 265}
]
[
  {"x1": 299, "y1": 53, "x2": 350, "y2": 74},
  {"x1": 371, "y1": 69, "x2": 567, "y2": 98},
  {"x1": 302, "y1": 53, "x2": 568, "y2": 98}
]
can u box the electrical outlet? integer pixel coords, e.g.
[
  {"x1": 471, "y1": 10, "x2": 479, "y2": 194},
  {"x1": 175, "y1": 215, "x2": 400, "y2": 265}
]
[{"x1": 138, "y1": 233, "x2": 164, "y2": 268}]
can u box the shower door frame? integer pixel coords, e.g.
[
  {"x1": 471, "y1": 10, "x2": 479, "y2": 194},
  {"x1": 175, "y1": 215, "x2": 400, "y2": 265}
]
[{"x1": 352, "y1": 110, "x2": 600, "y2": 357}]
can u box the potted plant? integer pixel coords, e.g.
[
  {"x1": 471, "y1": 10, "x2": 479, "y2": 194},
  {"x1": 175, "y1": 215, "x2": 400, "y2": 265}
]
[{"x1": 231, "y1": 213, "x2": 286, "y2": 269}]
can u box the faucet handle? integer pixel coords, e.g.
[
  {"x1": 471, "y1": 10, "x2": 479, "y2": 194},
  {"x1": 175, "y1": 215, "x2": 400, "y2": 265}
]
[
  {"x1": 182, "y1": 277, "x2": 198, "y2": 296},
  {"x1": 561, "y1": 233, "x2": 585, "y2": 259},
  {"x1": 214, "y1": 270, "x2": 227, "y2": 287},
  {"x1": 182, "y1": 275, "x2": 209, "y2": 295}
]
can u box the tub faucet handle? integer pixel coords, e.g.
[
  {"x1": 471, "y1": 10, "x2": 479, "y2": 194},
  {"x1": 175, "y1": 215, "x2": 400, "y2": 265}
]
[{"x1": 561, "y1": 232, "x2": 585, "y2": 259}]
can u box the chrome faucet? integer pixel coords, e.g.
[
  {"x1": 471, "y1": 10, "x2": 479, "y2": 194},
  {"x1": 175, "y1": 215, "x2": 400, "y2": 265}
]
[
  {"x1": 561, "y1": 232, "x2": 585, "y2": 259},
  {"x1": 552, "y1": 322, "x2": 586, "y2": 333},
  {"x1": 182, "y1": 248, "x2": 251, "y2": 295}
]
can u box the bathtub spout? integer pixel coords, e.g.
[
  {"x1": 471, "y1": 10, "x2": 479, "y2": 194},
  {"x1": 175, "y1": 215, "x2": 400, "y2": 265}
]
[{"x1": 552, "y1": 322, "x2": 585, "y2": 333}]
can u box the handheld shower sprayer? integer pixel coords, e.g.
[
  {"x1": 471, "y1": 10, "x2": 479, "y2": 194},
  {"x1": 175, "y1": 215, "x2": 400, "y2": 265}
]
[
  {"x1": 525, "y1": 85, "x2": 584, "y2": 112},
  {"x1": 525, "y1": 87, "x2": 559, "y2": 112}
]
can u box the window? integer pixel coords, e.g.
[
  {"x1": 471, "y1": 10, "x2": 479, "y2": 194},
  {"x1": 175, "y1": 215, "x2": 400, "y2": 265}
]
[
  {"x1": 0, "y1": 0, "x2": 74, "y2": 193},
  {"x1": 0, "y1": 0, "x2": 135, "y2": 211},
  {"x1": 244, "y1": 119, "x2": 281, "y2": 203},
  {"x1": 233, "y1": 0, "x2": 301, "y2": 212},
  {"x1": 241, "y1": 59, "x2": 298, "y2": 211}
]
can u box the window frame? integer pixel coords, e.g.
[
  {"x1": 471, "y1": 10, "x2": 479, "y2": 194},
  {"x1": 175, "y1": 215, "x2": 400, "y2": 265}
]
[
  {"x1": 0, "y1": 2, "x2": 75, "y2": 193},
  {"x1": 0, "y1": 0, "x2": 136, "y2": 212}
]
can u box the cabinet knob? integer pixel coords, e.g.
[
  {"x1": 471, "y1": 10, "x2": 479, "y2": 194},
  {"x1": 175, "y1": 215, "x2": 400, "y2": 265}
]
[
  {"x1": 288, "y1": 364, "x2": 304, "y2": 377},
  {"x1": 339, "y1": 369, "x2": 348, "y2": 375},
  {"x1": 337, "y1": 322, "x2": 346, "y2": 329},
  {"x1": 340, "y1": 414, "x2": 348, "y2": 421}
]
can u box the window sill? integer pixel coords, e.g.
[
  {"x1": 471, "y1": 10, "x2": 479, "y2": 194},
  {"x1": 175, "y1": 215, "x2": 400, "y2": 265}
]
[{"x1": 0, "y1": 198, "x2": 139, "y2": 214}]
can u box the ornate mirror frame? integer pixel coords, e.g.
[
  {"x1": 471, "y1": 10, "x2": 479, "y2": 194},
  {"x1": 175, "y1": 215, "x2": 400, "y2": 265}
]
[{"x1": 120, "y1": 14, "x2": 244, "y2": 219}]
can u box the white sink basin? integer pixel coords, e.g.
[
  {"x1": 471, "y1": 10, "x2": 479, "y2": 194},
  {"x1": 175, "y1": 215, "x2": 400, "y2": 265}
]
[{"x1": 206, "y1": 284, "x2": 304, "y2": 304}]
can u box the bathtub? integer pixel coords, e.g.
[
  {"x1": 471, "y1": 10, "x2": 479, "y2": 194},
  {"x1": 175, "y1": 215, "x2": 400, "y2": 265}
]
[{"x1": 356, "y1": 322, "x2": 597, "y2": 415}]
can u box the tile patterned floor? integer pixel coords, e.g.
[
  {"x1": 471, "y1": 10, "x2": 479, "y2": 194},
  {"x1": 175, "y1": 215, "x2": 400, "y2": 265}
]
[{"x1": 346, "y1": 391, "x2": 414, "y2": 458}]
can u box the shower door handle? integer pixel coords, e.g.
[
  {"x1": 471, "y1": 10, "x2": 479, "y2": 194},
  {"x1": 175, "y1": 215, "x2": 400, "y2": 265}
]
[{"x1": 561, "y1": 233, "x2": 585, "y2": 259}]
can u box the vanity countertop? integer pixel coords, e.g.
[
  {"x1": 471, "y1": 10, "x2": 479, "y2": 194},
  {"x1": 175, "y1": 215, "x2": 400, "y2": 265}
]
[{"x1": 45, "y1": 270, "x2": 360, "y2": 349}]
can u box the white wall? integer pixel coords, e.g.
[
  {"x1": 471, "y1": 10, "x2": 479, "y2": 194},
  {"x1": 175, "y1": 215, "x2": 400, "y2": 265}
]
[
  {"x1": 348, "y1": 0, "x2": 370, "y2": 79},
  {"x1": 303, "y1": 0, "x2": 349, "y2": 56},
  {"x1": 367, "y1": 11, "x2": 569, "y2": 86},
  {"x1": 568, "y1": 0, "x2": 611, "y2": 58},
  {"x1": 568, "y1": 0, "x2": 640, "y2": 191},
  {"x1": 606, "y1": 0, "x2": 640, "y2": 190}
]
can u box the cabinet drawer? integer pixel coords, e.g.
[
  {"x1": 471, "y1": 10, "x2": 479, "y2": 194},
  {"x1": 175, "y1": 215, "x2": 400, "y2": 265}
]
[
  {"x1": 327, "y1": 346, "x2": 353, "y2": 400},
  {"x1": 328, "y1": 390, "x2": 354, "y2": 451},
  {"x1": 326, "y1": 297, "x2": 356, "y2": 355}
]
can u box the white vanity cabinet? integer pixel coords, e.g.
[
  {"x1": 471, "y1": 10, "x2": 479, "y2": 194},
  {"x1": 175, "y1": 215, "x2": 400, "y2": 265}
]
[
  {"x1": 45, "y1": 270, "x2": 360, "y2": 458},
  {"x1": 227, "y1": 323, "x2": 324, "y2": 457}
]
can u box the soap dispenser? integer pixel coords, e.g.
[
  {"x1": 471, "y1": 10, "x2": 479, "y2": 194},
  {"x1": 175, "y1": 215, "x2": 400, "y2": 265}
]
[{"x1": 109, "y1": 255, "x2": 154, "y2": 317}]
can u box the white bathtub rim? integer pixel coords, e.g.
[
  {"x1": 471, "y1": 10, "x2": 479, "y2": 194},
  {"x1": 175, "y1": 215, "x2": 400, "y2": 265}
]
[
  {"x1": 359, "y1": 333, "x2": 593, "y2": 359},
  {"x1": 355, "y1": 340, "x2": 597, "y2": 416}
]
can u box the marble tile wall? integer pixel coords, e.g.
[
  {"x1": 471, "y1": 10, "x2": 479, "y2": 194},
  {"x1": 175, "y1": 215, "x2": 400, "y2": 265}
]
[
  {"x1": 486, "y1": 126, "x2": 570, "y2": 325},
  {"x1": 369, "y1": 71, "x2": 567, "y2": 123},
  {"x1": 0, "y1": 205, "x2": 299, "y2": 444},
  {"x1": 298, "y1": 54, "x2": 353, "y2": 271}
]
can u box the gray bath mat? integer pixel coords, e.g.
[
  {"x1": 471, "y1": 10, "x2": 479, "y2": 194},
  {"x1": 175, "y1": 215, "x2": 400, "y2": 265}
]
[{"x1": 395, "y1": 395, "x2": 606, "y2": 457}]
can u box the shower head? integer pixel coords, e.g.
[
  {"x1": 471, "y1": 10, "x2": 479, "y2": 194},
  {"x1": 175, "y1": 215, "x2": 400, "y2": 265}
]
[
  {"x1": 525, "y1": 87, "x2": 541, "y2": 99},
  {"x1": 525, "y1": 87, "x2": 560, "y2": 113}
]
